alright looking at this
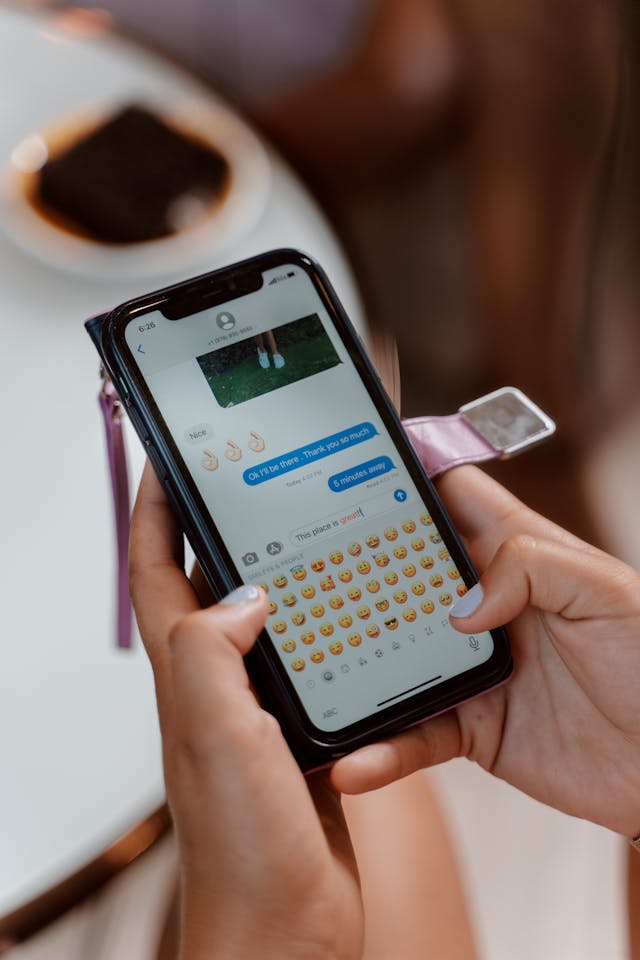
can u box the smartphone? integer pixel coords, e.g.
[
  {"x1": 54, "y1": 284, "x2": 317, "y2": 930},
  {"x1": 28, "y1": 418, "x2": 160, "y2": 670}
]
[{"x1": 87, "y1": 249, "x2": 511, "y2": 770}]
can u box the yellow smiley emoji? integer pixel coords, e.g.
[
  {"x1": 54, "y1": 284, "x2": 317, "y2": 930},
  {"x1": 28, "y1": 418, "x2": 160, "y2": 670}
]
[
  {"x1": 457, "y1": 583, "x2": 468, "y2": 597},
  {"x1": 338, "y1": 614, "x2": 353, "y2": 628},
  {"x1": 356, "y1": 560, "x2": 371, "y2": 575},
  {"x1": 448, "y1": 568, "x2": 461, "y2": 580},
  {"x1": 272, "y1": 620, "x2": 287, "y2": 634},
  {"x1": 393, "y1": 589, "x2": 408, "y2": 604},
  {"x1": 403, "y1": 608, "x2": 417, "y2": 622},
  {"x1": 439, "y1": 592, "x2": 453, "y2": 606},
  {"x1": 420, "y1": 599, "x2": 435, "y2": 614},
  {"x1": 338, "y1": 568, "x2": 353, "y2": 583},
  {"x1": 420, "y1": 555, "x2": 435, "y2": 570},
  {"x1": 366, "y1": 579, "x2": 380, "y2": 594},
  {"x1": 420, "y1": 512, "x2": 433, "y2": 526},
  {"x1": 328, "y1": 594, "x2": 344, "y2": 610},
  {"x1": 384, "y1": 615, "x2": 399, "y2": 631},
  {"x1": 273, "y1": 574, "x2": 288, "y2": 589},
  {"x1": 319, "y1": 622, "x2": 334, "y2": 637},
  {"x1": 366, "y1": 623, "x2": 381, "y2": 639},
  {"x1": 411, "y1": 537, "x2": 425, "y2": 552},
  {"x1": 438, "y1": 547, "x2": 451, "y2": 561},
  {"x1": 347, "y1": 632, "x2": 362, "y2": 647},
  {"x1": 301, "y1": 584, "x2": 316, "y2": 599},
  {"x1": 291, "y1": 611, "x2": 306, "y2": 626},
  {"x1": 310, "y1": 604, "x2": 325, "y2": 618},
  {"x1": 429, "y1": 573, "x2": 444, "y2": 588},
  {"x1": 384, "y1": 571, "x2": 399, "y2": 586},
  {"x1": 258, "y1": 582, "x2": 269, "y2": 594},
  {"x1": 429, "y1": 532, "x2": 442, "y2": 544},
  {"x1": 291, "y1": 564, "x2": 307, "y2": 581},
  {"x1": 347, "y1": 586, "x2": 362, "y2": 601},
  {"x1": 347, "y1": 541, "x2": 362, "y2": 557},
  {"x1": 374, "y1": 597, "x2": 390, "y2": 613},
  {"x1": 310, "y1": 558, "x2": 325, "y2": 573},
  {"x1": 282, "y1": 593, "x2": 297, "y2": 607},
  {"x1": 411, "y1": 581, "x2": 426, "y2": 596},
  {"x1": 268, "y1": 600, "x2": 278, "y2": 616},
  {"x1": 329, "y1": 550, "x2": 344, "y2": 565},
  {"x1": 365, "y1": 534, "x2": 380, "y2": 549},
  {"x1": 356, "y1": 605, "x2": 371, "y2": 620},
  {"x1": 374, "y1": 552, "x2": 390, "y2": 568},
  {"x1": 402, "y1": 563, "x2": 417, "y2": 578},
  {"x1": 290, "y1": 657, "x2": 305, "y2": 672},
  {"x1": 310, "y1": 648, "x2": 324, "y2": 663},
  {"x1": 393, "y1": 545, "x2": 408, "y2": 560},
  {"x1": 281, "y1": 638, "x2": 296, "y2": 653},
  {"x1": 300, "y1": 630, "x2": 315, "y2": 644},
  {"x1": 402, "y1": 520, "x2": 416, "y2": 534},
  {"x1": 319, "y1": 575, "x2": 335, "y2": 592},
  {"x1": 384, "y1": 527, "x2": 398, "y2": 541},
  {"x1": 328, "y1": 640, "x2": 344, "y2": 655}
]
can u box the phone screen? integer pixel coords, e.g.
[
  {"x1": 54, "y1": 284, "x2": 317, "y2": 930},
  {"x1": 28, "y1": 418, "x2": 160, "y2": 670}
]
[{"x1": 124, "y1": 263, "x2": 494, "y2": 733}]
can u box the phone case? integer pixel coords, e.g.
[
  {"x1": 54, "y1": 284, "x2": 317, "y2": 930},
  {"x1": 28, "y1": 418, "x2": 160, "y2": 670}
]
[{"x1": 86, "y1": 250, "x2": 512, "y2": 770}]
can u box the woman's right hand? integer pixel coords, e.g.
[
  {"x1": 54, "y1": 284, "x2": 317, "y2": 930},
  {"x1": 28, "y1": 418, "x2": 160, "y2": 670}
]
[{"x1": 333, "y1": 466, "x2": 640, "y2": 839}]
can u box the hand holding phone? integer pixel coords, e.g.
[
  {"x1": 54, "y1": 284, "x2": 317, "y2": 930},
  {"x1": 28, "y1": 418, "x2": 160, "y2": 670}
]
[
  {"x1": 130, "y1": 463, "x2": 365, "y2": 960},
  {"x1": 333, "y1": 464, "x2": 640, "y2": 839},
  {"x1": 87, "y1": 249, "x2": 511, "y2": 767}
]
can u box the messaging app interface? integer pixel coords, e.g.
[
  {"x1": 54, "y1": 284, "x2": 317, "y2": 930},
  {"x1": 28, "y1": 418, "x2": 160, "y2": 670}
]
[{"x1": 126, "y1": 266, "x2": 494, "y2": 731}]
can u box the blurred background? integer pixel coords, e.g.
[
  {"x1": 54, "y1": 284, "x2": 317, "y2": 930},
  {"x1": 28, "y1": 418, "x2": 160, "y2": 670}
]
[
  {"x1": 2, "y1": 1, "x2": 640, "y2": 957},
  {"x1": 54, "y1": 0, "x2": 640, "y2": 540}
]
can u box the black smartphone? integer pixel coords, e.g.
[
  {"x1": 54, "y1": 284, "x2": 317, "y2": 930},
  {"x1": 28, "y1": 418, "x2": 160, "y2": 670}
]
[{"x1": 87, "y1": 249, "x2": 511, "y2": 770}]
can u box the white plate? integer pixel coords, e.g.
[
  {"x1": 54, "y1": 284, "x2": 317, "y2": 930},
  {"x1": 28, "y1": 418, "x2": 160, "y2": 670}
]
[{"x1": 1, "y1": 97, "x2": 271, "y2": 281}]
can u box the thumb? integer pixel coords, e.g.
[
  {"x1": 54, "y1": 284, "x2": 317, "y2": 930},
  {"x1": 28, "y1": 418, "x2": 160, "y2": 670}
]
[{"x1": 449, "y1": 534, "x2": 639, "y2": 631}]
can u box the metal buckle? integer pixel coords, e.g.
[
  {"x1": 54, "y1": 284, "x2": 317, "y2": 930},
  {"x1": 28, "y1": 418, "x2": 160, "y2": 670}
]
[
  {"x1": 99, "y1": 364, "x2": 123, "y2": 420},
  {"x1": 459, "y1": 387, "x2": 555, "y2": 459}
]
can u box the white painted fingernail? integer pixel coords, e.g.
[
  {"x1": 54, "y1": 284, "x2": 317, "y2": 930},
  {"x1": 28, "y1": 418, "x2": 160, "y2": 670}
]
[
  {"x1": 449, "y1": 583, "x2": 484, "y2": 619},
  {"x1": 220, "y1": 585, "x2": 260, "y2": 605}
]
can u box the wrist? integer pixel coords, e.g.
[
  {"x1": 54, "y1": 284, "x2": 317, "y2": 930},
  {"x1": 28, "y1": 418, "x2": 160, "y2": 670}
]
[{"x1": 180, "y1": 894, "x2": 344, "y2": 960}]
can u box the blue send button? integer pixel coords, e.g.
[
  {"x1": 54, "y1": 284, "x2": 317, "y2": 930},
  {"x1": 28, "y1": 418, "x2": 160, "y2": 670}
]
[{"x1": 328, "y1": 456, "x2": 395, "y2": 492}]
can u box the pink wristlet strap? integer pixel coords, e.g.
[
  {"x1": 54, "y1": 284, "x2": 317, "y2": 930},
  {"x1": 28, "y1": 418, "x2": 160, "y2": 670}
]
[
  {"x1": 402, "y1": 414, "x2": 496, "y2": 478},
  {"x1": 99, "y1": 376, "x2": 133, "y2": 649}
]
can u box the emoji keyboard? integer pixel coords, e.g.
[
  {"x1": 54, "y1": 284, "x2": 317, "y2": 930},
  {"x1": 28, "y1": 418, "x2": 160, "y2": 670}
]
[{"x1": 257, "y1": 511, "x2": 468, "y2": 675}]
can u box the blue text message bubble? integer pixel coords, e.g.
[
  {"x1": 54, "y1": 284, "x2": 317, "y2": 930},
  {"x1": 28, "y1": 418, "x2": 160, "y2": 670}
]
[
  {"x1": 328, "y1": 456, "x2": 395, "y2": 491},
  {"x1": 243, "y1": 421, "x2": 377, "y2": 486}
]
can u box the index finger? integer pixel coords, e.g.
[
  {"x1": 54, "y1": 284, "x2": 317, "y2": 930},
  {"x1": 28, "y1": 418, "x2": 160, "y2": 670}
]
[
  {"x1": 436, "y1": 465, "x2": 597, "y2": 568},
  {"x1": 129, "y1": 461, "x2": 200, "y2": 674}
]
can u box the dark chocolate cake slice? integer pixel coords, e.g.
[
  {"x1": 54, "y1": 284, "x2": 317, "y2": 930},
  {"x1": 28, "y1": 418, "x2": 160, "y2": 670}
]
[{"x1": 37, "y1": 105, "x2": 229, "y2": 243}]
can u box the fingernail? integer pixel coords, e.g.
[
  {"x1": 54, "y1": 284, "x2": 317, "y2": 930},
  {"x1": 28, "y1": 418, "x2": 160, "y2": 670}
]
[
  {"x1": 449, "y1": 583, "x2": 484, "y2": 619},
  {"x1": 220, "y1": 585, "x2": 260, "y2": 605}
]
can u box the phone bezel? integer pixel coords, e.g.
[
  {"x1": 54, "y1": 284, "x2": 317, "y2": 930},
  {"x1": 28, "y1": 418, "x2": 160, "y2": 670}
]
[{"x1": 102, "y1": 248, "x2": 511, "y2": 760}]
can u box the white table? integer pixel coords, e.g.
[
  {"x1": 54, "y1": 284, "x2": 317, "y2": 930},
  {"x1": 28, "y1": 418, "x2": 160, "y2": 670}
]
[{"x1": 0, "y1": 5, "x2": 363, "y2": 930}]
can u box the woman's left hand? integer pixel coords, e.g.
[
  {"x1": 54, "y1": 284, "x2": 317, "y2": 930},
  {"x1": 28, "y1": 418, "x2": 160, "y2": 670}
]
[{"x1": 130, "y1": 463, "x2": 363, "y2": 960}]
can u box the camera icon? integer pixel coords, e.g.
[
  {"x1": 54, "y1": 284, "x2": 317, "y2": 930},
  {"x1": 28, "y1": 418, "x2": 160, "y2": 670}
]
[{"x1": 241, "y1": 551, "x2": 259, "y2": 567}]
